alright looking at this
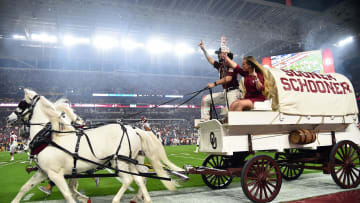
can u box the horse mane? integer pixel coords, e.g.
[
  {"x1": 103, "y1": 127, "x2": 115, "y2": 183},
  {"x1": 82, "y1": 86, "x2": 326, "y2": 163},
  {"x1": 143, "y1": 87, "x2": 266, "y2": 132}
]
[
  {"x1": 23, "y1": 89, "x2": 83, "y2": 133},
  {"x1": 30, "y1": 92, "x2": 77, "y2": 132},
  {"x1": 24, "y1": 89, "x2": 81, "y2": 133},
  {"x1": 53, "y1": 98, "x2": 80, "y2": 132}
]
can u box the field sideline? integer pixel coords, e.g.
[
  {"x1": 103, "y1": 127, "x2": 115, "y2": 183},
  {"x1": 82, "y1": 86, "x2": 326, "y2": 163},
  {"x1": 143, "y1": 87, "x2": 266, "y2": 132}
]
[{"x1": 0, "y1": 145, "x2": 317, "y2": 202}]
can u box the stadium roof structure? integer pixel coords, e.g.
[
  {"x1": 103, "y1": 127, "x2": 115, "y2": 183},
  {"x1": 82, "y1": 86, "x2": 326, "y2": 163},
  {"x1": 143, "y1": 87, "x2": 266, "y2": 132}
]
[{"x1": 0, "y1": 0, "x2": 359, "y2": 76}]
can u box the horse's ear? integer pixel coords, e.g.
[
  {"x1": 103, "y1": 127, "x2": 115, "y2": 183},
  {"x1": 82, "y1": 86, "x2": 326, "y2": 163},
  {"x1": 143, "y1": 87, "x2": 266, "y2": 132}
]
[
  {"x1": 24, "y1": 89, "x2": 38, "y2": 102},
  {"x1": 24, "y1": 89, "x2": 32, "y2": 103}
]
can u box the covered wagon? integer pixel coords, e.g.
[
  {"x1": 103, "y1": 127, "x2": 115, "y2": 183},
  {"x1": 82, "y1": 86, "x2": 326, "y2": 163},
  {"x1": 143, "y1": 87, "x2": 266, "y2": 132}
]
[{"x1": 189, "y1": 68, "x2": 360, "y2": 202}]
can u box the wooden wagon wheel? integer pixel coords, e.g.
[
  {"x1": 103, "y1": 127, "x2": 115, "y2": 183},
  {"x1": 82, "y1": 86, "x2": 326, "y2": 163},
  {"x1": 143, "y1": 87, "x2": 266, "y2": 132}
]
[
  {"x1": 201, "y1": 155, "x2": 233, "y2": 189},
  {"x1": 241, "y1": 155, "x2": 282, "y2": 203},
  {"x1": 275, "y1": 149, "x2": 304, "y2": 180},
  {"x1": 329, "y1": 140, "x2": 360, "y2": 189}
]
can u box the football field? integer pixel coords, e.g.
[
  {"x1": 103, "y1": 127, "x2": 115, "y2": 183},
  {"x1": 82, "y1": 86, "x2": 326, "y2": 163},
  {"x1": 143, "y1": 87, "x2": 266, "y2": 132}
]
[
  {"x1": 0, "y1": 145, "x2": 317, "y2": 202},
  {"x1": 0, "y1": 145, "x2": 208, "y2": 202}
]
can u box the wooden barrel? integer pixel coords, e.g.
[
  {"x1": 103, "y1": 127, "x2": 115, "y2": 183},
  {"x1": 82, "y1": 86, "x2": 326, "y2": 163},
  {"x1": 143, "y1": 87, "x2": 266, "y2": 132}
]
[{"x1": 289, "y1": 130, "x2": 316, "y2": 144}]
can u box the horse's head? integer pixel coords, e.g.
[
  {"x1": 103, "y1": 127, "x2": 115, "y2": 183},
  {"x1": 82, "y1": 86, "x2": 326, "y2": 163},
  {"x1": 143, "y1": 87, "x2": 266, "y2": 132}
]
[
  {"x1": 54, "y1": 98, "x2": 86, "y2": 131},
  {"x1": 6, "y1": 89, "x2": 41, "y2": 127},
  {"x1": 6, "y1": 89, "x2": 63, "y2": 127},
  {"x1": 7, "y1": 89, "x2": 86, "y2": 138}
]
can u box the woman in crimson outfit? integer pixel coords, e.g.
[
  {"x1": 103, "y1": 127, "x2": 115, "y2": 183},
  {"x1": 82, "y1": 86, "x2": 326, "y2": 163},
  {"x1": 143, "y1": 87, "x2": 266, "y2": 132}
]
[{"x1": 225, "y1": 55, "x2": 270, "y2": 111}]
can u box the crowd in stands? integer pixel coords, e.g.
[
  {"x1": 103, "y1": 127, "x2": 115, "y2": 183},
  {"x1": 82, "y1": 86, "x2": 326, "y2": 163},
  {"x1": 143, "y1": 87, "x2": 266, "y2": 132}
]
[
  {"x1": 0, "y1": 67, "x2": 211, "y2": 149},
  {"x1": 0, "y1": 108, "x2": 200, "y2": 149},
  {"x1": 73, "y1": 107, "x2": 200, "y2": 146},
  {"x1": 0, "y1": 68, "x2": 219, "y2": 104}
]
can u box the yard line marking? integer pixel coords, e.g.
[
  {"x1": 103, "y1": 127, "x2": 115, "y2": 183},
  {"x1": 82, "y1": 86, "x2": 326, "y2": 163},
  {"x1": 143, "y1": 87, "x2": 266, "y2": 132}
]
[
  {"x1": 0, "y1": 162, "x2": 8, "y2": 165},
  {"x1": 105, "y1": 168, "x2": 135, "y2": 191},
  {"x1": 0, "y1": 160, "x2": 22, "y2": 168},
  {"x1": 23, "y1": 193, "x2": 34, "y2": 201},
  {"x1": 168, "y1": 154, "x2": 204, "y2": 161}
]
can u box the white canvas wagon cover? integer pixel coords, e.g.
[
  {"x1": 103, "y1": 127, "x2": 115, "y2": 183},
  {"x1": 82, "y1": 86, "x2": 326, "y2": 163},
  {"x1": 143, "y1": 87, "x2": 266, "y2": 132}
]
[{"x1": 268, "y1": 68, "x2": 358, "y2": 116}]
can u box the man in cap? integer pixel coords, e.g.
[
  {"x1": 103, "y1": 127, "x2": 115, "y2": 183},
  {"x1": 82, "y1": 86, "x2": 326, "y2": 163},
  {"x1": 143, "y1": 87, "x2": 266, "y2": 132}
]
[{"x1": 198, "y1": 40, "x2": 242, "y2": 123}]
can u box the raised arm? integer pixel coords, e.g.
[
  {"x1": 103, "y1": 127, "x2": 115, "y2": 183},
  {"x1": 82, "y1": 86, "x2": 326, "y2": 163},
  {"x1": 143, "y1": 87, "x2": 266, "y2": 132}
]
[
  {"x1": 224, "y1": 54, "x2": 237, "y2": 69},
  {"x1": 199, "y1": 40, "x2": 215, "y2": 65},
  {"x1": 249, "y1": 70, "x2": 264, "y2": 91}
]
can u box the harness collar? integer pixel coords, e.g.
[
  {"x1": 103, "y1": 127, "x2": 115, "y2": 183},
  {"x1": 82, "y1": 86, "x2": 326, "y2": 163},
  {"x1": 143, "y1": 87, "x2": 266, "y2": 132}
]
[{"x1": 29, "y1": 122, "x2": 52, "y2": 155}]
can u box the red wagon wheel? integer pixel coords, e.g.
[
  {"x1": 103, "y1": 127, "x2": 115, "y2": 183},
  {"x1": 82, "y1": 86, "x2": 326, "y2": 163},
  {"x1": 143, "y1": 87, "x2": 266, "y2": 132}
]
[
  {"x1": 329, "y1": 140, "x2": 360, "y2": 189},
  {"x1": 201, "y1": 155, "x2": 233, "y2": 189},
  {"x1": 241, "y1": 155, "x2": 282, "y2": 203},
  {"x1": 275, "y1": 149, "x2": 304, "y2": 180}
]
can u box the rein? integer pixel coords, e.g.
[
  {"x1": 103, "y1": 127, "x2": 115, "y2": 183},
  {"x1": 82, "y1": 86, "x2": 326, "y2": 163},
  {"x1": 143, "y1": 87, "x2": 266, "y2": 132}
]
[
  {"x1": 49, "y1": 140, "x2": 170, "y2": 181},
  {"x1": 124, "y1": 87, "x2": 209, "y2": 119},
  {"x1": 209, "y1": 88, "x2": 219, "y2": 120}
]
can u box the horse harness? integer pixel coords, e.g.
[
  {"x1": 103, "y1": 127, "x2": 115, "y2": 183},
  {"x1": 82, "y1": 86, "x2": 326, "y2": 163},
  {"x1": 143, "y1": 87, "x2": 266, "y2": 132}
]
[
  {"x1": 26, "y1": 122, "x2": 169, "y2": 180},
  {"x1": 28, "y1": 122, "x2": 141, "y2": 172},
  {"x1": 14, "y1": 95, "x2": 172, "y2": 181},
  {"x1": 16, "y1": 95, "x2": 41, "y2": 125}
]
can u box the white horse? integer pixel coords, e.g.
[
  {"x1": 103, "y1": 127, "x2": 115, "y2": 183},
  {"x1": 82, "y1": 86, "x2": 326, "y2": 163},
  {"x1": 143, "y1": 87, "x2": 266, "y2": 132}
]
[
  {"x1": 11, "y1": 99, "x2": 88, "y2": 201},
  {"x1": 54, "y1": 98, "x2": 184, "y2": 203},
  {"x1": 7, "y1": 89, "x2": 183, "y2": 203}
]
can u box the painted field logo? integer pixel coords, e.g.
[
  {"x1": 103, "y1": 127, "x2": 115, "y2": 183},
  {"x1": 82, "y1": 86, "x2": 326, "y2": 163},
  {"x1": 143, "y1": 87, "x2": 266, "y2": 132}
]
[{"x1": 210, "y1": 132, "x2": 217, "y2": 149}]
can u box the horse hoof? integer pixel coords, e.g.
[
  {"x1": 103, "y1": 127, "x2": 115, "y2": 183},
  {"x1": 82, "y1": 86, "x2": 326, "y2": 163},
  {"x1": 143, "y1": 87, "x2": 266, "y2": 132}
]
[{"x1": 87, "y1": 198, "x2": 91, "y2": 203}]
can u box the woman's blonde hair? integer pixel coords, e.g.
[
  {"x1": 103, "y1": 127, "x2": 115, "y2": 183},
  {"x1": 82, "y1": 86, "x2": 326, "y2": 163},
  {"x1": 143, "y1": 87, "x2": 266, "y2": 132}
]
[{"x1": 243, "y1": 56, "x2": 272, "y2": 99}]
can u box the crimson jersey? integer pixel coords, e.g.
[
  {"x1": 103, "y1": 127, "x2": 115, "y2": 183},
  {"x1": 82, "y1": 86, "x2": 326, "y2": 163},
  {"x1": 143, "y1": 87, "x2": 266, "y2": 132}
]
[
  {"x1": 10, "y1": 134, "x2": 17, "y2": 144},
  {"x1": 235, "y1": 64, "x2": 265, "y2": 103},
  {"x1": 213, "y1": 61, "x2": 239, "y2": 89}
]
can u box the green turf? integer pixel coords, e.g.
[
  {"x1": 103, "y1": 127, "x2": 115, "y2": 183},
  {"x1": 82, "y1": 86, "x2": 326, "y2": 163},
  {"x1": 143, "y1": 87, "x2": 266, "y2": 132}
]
[
  {"x1": 287, "y1": 51, "x2": 323, "y2": 73},
  {"x1": 0, "y1": 145, "x2": 320, "y2": 202}
]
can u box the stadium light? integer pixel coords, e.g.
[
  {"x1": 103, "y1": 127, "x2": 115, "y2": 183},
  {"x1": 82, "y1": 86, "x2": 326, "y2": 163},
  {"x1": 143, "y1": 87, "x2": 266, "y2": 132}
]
[
  {"x1": 63, "y1": 35, "x2": 90, "y2": 46},
  {"x1": 335, "y1": 36, "x2": 354, "y2": 47},
  {"x1": 121, "y1": 38, "x2": 144, "y2": 51},
  {"x1": 31, "y1": 33, "x2": 57, "y2": 43},
  {"x1": 174, "y1": 43, "x2": 195, "y2": 56},
  {"x1": 92, "y1": 36, "x2": 119, "y2": 50},
  {"x1": 146, "y1": 38, "x2": 172, "y2": 54},
  {"x1": 13, "y1": 34, "x2": 26, "y2": 40}
]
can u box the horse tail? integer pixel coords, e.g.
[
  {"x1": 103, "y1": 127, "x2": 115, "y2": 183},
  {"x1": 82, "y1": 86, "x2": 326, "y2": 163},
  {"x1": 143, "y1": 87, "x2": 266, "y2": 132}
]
[
  {"x1": 136, "y1": 129, "x2": 179, "y2": 191},
  {"x1": 138, "y1": 130, "x2": 183, "y2": 171},
  {"x1": 147, "y1": 131, "x2": 184, "y2": 171}
]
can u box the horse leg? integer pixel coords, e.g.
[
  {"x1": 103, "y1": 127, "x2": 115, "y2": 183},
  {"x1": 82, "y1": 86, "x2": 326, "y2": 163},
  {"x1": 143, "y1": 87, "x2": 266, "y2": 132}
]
[
  {"x1": 47, "y1": 170, "x2": 76, "y2": 203},
  {"x1": 131, "y1": 155, "x2": 147, "y2": 203},
  {"x1": 112, "y1": 163, "x2": 134, "y2": 203},
  {"x1": 131, "y1": 176, "x2": 147, "y2": 203},
  {"x1": 130, "y1": 164, "x2": 152, "y2": 203},
  {"x1": 11, "y1": 170, "x2": 47, "y2": 203},
  {"x1": 68, "y1": 178, "x2": 89, "y2": 203}
]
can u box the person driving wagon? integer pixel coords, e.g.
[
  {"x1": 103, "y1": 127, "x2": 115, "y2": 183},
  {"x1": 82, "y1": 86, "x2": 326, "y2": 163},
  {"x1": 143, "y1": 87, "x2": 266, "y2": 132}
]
[{"x1": 198, "y1": 40, "x2": 242, "y2": 122}]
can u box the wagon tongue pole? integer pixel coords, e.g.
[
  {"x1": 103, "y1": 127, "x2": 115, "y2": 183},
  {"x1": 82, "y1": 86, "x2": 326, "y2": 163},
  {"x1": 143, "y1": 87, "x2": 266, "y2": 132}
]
[
  {"x1": 167, "y1": 170, "x2": 190, "y2": 181},
  {"x1": 183, "y1": 165, "x2": 231, "y2": 176},
  {"x1": 183, "y1": 164, "x2": 192, "y2": 174}
]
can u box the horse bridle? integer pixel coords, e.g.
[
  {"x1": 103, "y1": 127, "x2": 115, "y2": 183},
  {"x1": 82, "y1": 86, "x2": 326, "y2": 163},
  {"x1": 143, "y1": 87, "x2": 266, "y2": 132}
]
[{"x1": 15, "y1": 95, "x2": 41, "y2": 126}]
